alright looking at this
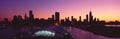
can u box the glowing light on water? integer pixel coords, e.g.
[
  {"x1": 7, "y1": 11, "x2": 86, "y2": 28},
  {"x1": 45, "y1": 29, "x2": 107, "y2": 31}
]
[
  {"x1": 105, "y1": 25, "x2": 120, "y2": 27},
  {"x1": 34, "y1": 30, "x2": 55, "y2": 37}
]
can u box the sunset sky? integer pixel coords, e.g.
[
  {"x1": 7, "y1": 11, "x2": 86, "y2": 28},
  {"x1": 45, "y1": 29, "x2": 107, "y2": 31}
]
[{"x1": 0, "y1": 0, "x2": 120, "y2": 22}]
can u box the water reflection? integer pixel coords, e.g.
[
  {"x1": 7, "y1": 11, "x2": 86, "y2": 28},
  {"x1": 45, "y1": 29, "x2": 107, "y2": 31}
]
[
  {"x1": 0, "y1": 26, "x2": 120, "y2": 39},
  {"x1": 66, "y1": 27, "x2": 120, "y2": 39},
  {"x1": 105, "y1": 25, "x2": 120, "y2": 27}
]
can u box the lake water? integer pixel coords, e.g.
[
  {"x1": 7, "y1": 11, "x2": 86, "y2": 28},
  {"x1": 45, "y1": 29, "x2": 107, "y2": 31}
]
[
  {"x1": 105, "y1": 25, "x2": 120, "y2": 27},
  {"x1": 0, "y1": 26, "x2": 120, "y2": 39},
  {"x1": 66, "y1": 27, "x2": 120, "y2": 39}
]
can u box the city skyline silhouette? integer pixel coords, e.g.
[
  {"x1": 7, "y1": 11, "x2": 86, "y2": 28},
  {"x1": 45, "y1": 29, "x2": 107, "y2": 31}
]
[
  {"x1": 0, "y1": 10, "x2": 120, "y2": 23},
  {"x1": 1, "y1": 10, "x2": 120, "y2": 25},
  {"x1": 1, "y1": 0, "x2": 120, "y2": 22}
]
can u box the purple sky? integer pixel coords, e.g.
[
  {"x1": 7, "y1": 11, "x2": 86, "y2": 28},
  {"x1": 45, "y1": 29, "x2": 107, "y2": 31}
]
[{"x1": 0, "y1": 0, "x2": 120, "y2": 22}]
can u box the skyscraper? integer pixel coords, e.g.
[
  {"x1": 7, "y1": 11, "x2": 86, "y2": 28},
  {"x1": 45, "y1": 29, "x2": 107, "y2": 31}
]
[
  {"x1": 24, "y1": 13, "x2": 28, "y2": 20},
  {"x1": 93, "y1": 17, "x2": 96, "y2": 22},
  {"x1": 29, "y1": 10, "x2": 34, "y2": 21},
  {"x1": 55, "y1": 12, "x2": 60, "y2": 25},
  {"x1": 71, "y1": 16, "x2": 74, "y2": 21},
  {"x1": 68, "y1": 17, "x2": 70, "y2": 20},
  {"x1": 52, "y1": 15, "x2": 55, "y2": 25},
  {"x1": 86, "y1": 14, "x2": 88, "y2": 22},
  {"x1": 52, "y1": 15, "x2": 54, "y2": 21},
  {"x1": 12, "y1": 15, "x2": 18, "y2": 25},
  {"x1": 18, "y1": 15, "x2": 23, "y2": 21},
  {"x1": 88, "y1": 11, "x2": 94, "y2": 26},
  {"x1": 13, "y1": 15, "x2": 18, "y2": 21},
  {"x1": 89, "y1": 11, "x2": 93, "y2": 23},
  {"x1": 79, "y1": 16, "x2": 82, "y2": 22}
]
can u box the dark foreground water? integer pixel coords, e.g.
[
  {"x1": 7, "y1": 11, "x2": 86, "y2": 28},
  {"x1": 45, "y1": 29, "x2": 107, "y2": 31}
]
[{"x1": 0, "y1": 26, "x2": 120, "y2": 39}]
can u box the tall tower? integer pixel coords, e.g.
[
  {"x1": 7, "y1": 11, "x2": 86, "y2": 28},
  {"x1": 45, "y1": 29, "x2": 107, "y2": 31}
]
[
  {"x1": 86, "y1": 14, "x2": 88, "y2": 22},
  {"x1": 52, "y1": 15, "x2": 54, "y2": 21},
  {"x1": 55, "y1": 12, "x2": 60, "y2": 25},
  {"x1": 13, "y1": 15, "x2": 18, "y2": 21},
  {"x1": 29, "y1": 10, "x2": 34, "y2": 21},
  {"x1": 24, "y1": 13, "x2": 27, "y2": 20},
  {"x1": 71, "y1": 16, "x2": 74, "y2": 21},
  {"x1": 18, "y1": 15, "x2": 23, "y2": 21},
  {"x1": 79, "y1": 16, "x2": 82, "y2": 22},
  {"x1": 89, "y1": 11, "x2": 93, "y2": 23},
  {"x1": 52, "y1": 15, "x2": 55, "y2": 25}
]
